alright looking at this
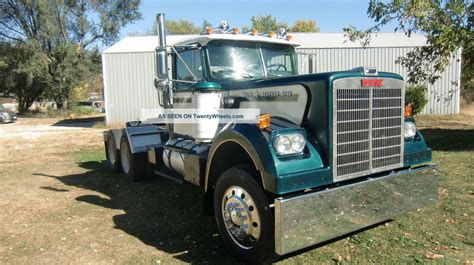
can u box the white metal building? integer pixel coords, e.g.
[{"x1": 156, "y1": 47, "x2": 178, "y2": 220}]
[{"x1": 102, "y1": 32, "x2": 462, "y2": 124}]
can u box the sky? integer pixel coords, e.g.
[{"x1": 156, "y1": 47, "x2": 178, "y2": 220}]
[{"x1": 120, "y1": 0, "x2": 397, "y2": 37}]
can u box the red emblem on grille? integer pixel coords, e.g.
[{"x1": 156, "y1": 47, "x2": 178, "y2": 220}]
[{"x1": 361, "y1": 79, "x2": 384, "y2": 87}]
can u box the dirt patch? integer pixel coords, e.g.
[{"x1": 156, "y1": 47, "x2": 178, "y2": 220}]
[
  {"x1": 0, "y1": 118, "x2": 237, "y2": 264},
  {"x1": 416, "y1": 104, "x2": 474, "y2": 129},
  {"x1": 0, "y1": 118, "x2": 102, "y2": 165},
  {"x1": 0, "y1": 118, "x2": 110, "y2": 264},
  {"x1": 461, "y1": 102, "x2": 474, "y2": 117}
]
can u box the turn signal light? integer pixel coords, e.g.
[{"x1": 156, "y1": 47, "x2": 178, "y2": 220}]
[
  {"x1": 232, "y1": 27, "x2": 240, "y2": 34},
  {"x1": 206, "y1": 27, "x2": 213, "y2": 34},
  {"x1": 404, "y1": 105, "x2": 413, "y2": 117},
  {"x1": 287, "y1": 34, "x2": 293, "y2": 41},
  {"x1": 258, "y1": 113, "x2": 271, "y2": 129},
  {"x1": 268, "y1": 31, "x2": 276, "y2": 38},
  {"x1": 251, "y1": 28, "x2": 258, "y2": 36}
]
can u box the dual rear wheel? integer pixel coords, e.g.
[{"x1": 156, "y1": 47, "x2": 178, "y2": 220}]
[
  {"x1": 106, "y1": 134, "x2": 147, "y2": 181},
  {"x1": 106, "y1": 135, "x2": 121, "y2": 172}
]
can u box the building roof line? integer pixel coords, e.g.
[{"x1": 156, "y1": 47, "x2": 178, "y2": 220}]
[{"x1": 103, "y1": 32, "x2": 427, "y2": 54}]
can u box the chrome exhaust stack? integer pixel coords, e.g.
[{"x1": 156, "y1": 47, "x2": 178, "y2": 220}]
[
  {"x1": 154, "y1": 13, "x2": 174, "y2": 138},
  {"x1": 154, "y1": 13, "x2": 172, "y2": 108}
]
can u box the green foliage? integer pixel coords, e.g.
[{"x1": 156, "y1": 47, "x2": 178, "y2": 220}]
[
  {"x1": 149, "y1": 19, "x2": 202, "y2": 35},
  {"x1": 248, "y1": 15, "x2": 288, "y2": 33},
  {"x1": 0, "y1": 43, "x2": 49, "y2": 113},
  {"x1": 242, "y1": 16, "x2": 320, "y2": 34},
  {"x1": 290, "y1": 19, "x2": 320, "y2": 32},
  {"x1": 461, "y1": 38, "x2": 473, "y2": 102},
  {"x1": 0, "y1": 0, "x2": 141, "y2": 111},
  {"x1": 405, "y1": 84, "x2": 428, "y2": 115},
  {"x1": 165, "y1": 20, "x2": 201, "y2": 35},
  {"x1": 150, "y1": 15, "x2": 320, "y2": 36},
  {"x1": 344, "y1": 0, "x2": 473, "y2": 88},
  {"x1": 44, "y1": 44, "x2": 95, "y2": 109}
]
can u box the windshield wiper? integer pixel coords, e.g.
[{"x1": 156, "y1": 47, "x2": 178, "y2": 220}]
[
  {"x1": 267, "y1": 73, "x2": 282, "y2": 77},
  {"x1": 240, "y1": 72, "x2": 255, "y2": 78}
]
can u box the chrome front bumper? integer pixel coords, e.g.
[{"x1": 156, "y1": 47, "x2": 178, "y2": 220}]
[{"x1": 274, "y1": 164, "x2": 438, "y2": 255}]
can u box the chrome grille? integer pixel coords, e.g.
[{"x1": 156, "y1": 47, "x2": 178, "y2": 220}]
[{"x1": 333, "y1": 78, "x2": 404, "y2": 181}]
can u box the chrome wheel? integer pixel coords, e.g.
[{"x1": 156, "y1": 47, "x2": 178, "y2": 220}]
[
  {"x1": 221, "y1": 186, "x2": 261, "y2": 249},
  {"x1": 107, "y1": 138, "x2": 116, "y2": 165},
  {"x1": 120, "y1": 140, "x2": 131, "y2": 173}
]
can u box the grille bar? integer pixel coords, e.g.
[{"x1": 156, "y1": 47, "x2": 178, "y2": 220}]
[{"x1": 333, "y1": 78, "x2": 404, "y2": 182}]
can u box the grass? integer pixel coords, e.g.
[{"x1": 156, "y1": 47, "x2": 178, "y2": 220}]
[
  {"x1": 66, "y1": 115, "x2": 474, "y2": 264},
  {"x1": 0, "y1": 113, "x2": 471, "y2": 264},
  {"x1": 75, "y1": 148, "x2": 106, "y2": 163}
]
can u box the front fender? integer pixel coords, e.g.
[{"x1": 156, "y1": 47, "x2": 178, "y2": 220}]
[
  {"x1": 206, "y1": 123, "x2": 329, "y2": 195},
  {"x1": 205, "y1": 124, "x2": 278, "y2": 192}
]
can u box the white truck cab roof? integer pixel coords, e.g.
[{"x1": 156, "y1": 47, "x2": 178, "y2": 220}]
[{"x1": 172, "y1": 34, "x2": 300, "y2": 47}]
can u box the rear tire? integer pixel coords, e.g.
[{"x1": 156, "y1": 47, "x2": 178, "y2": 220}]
[
  {"x1": 214, "y1": 166, "x2": 277, "y2": 265},
  {"x1": 105, "y1": 135, "x2": 121, "y2": 172},
  {"x1": 120, "y1": 136, "x2": 147, "y2": 182}
]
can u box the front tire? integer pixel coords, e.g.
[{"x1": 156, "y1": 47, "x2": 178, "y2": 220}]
[
  {"x1": 214, "y1": 166, "x2": 276, "y2": 264},
  {"x1": 120, "y1": 136, "x2": 147, "y2": 181}
]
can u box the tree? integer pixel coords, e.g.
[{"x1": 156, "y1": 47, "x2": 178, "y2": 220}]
[
  {"x1": 248, "y1": 15, "x2": 288, "y2": 33},
  {"x1": 43, "y1": 44, "x2": 98, "y2": 109},
  {"x1": 165, "y1": 20, "x2": 201, "y2": 35},
  {"x1": 344, "y1": 0, "x2": 473, "y2": 92},
  {"x1": 0, "y1": 43, "x2": 49, "y2": 113},
  {"x1": 461, "y1": 35, "x2": 473, "y2": 102},
  {"x1": 202, "y1": 19, "x2": 212, "y2": 31},
  {"x1": 149, "y1": 19, "x2": 201, "y2": 35},
  {"x1": 0, "y1": 0, "x2": 141, "y2": 109},
  {"x1": 290, "y1": 19, "x2": 320, "y2": 32},
  {"x1": 405, "y1": 84, "x2": 428, "y2": 115}
]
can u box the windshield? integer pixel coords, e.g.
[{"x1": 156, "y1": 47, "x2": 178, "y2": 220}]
[
  {"x1": 260, "y1": 43, "x2": 296, "y2": 77},
  {"x1": 207, "y1": 41, "x2": 296, "y2": 80}
]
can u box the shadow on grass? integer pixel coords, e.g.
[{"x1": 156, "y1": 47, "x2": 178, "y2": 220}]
[
  {"x1": 52, "y1": 116, "x2": 105, "y2": 128},
  {"x1": 420, "y1": 128, "x2": 474, "y2": 152},
  {"x1": 34, "y1": 160, "x2": 243, "y2": 265}
]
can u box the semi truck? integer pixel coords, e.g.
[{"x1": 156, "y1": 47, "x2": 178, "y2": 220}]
[{"x1": 103, "y1": 13, "x2": 438, "y2": 264}]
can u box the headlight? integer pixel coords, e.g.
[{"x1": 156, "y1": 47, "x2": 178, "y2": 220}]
[
  {"x1": 404, "y1": 121, "x2": 417, "y2": 138},
  {"x1": 273, "y1": 133, "x2": 305, "y2": 155}
]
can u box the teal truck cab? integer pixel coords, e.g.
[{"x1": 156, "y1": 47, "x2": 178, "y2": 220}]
[{"x1": 103, "y1": 13, "x2": 437, "y2": 264}]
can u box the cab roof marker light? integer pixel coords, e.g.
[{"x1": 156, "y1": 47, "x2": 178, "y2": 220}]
[{"x1": 244, "y1": 28, "x2": 259, "y2": 36}]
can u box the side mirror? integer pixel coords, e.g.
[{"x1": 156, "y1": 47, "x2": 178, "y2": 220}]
[
  {"x1": 155, "y1": 47, "x2": 169, "y2": 81},
  {"x1": 154, "y1": 47, "x2": 170, "y2": 107}
]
